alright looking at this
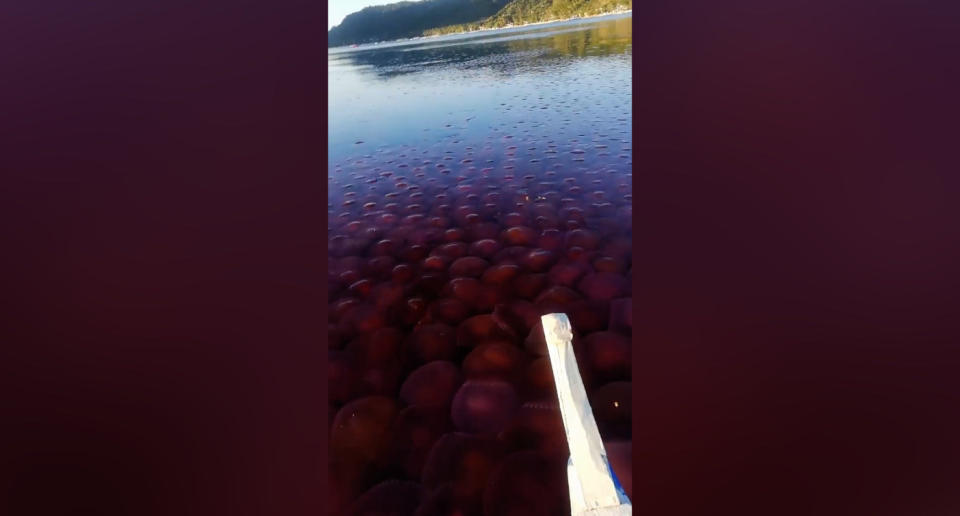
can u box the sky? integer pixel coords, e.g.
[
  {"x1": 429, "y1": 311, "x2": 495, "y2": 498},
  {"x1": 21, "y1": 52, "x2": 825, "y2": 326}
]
[{"x1": 329, "y1": 0, "x2": 398, "y2": 29}]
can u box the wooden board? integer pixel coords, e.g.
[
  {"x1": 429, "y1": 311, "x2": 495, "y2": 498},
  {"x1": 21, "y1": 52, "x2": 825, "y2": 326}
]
[{"x1": 541, "y1": 313, "x2": 632, "y2": 515}]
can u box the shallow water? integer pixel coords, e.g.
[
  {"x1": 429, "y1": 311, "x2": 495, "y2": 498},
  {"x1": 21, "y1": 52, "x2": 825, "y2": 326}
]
[{"x1": 327, "y1": 13, "x2": 632, "y2": 515}]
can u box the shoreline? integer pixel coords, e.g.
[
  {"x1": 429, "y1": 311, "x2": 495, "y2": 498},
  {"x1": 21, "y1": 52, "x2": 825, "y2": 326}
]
[
  {"x1": 334, "y1": 10, "x2": 631, "y2": 50},
  {"x1": 422, "y1": 9, "x2": 632, "y2": 40}
]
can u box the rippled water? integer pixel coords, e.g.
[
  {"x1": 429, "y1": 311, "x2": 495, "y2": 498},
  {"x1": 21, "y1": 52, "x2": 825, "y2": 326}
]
[
  {"x1": 329, "y1": 13, "x2": 632, "y2": 167},
  {"x1": 327, "y1": 13, "x2": 632, "y2": 516}
]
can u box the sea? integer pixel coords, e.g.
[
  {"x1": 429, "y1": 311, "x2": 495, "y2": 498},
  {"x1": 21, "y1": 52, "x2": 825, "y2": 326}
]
[{"x1": 327, "y1": 12, "x2": 633, "y2": 514}]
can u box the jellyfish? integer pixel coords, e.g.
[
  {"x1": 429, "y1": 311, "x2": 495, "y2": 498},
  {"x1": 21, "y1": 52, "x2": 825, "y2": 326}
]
[
  {"x1": 450, "y1": 380, "x2": 520, "y2": 435},
  {"x1": 577, "y1": 272, "x2": 630, "y2": 301},
  {"x1": 400, "y1": 361, "x2": 463, "y2": 409},
  {"x1": 481, "y1": 451, "x2": 569, "y2": 516}
]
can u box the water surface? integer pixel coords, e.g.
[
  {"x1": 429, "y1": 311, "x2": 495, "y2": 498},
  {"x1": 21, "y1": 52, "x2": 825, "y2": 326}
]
[
  {"x1": 327, "y1": 15, "x2": 633, "y2": 513},
  {"x1": 328, "y1": 13, "x2": 632, "y2": 169}
]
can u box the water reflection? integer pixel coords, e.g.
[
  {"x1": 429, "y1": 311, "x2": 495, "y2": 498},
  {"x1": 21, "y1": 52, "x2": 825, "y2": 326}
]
[
  {"x1": 328, "y1": 15, "x2": 631, "y2": 80},
  {"x1": 507, "y1": 16, "x2": 631, "y2": 59}
]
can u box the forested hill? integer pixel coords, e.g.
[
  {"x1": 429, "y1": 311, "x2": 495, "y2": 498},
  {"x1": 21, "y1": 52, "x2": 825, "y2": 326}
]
[
  {"x1": 425, "y1": 0, "x2": 630, "y2": 36},
  {"x1": 328, "y1": 0, "x2": 510, "y2": 47},
  {"x1": 328, "y1": 0, "x2": 631, "y2": 46},
  {"x1": 484, "y1": 0, "x2": 629, "y2": 28}
]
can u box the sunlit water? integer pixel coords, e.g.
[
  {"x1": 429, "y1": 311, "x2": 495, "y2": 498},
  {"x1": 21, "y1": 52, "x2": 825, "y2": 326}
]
[
  {"x1": 327, "y1": 16, "x2": 633, "y2": 510},
  {"x1": 328, "y1": 13, "x2": 632, "y2": 240},
  {"x1": 329, "y1": 13, "x2": 632, "y2": 169},
  {"x1": 327, "y1": 12, "x2": 633, "y2": 311}
]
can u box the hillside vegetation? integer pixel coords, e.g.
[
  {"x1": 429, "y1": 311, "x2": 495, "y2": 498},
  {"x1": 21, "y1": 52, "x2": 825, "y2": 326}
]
[
  {"x1": 329, "y1": 0, "x2": 509, "y2": 47},
  {"x1": 485, "y1": 0, "x2": 629, "y2": 28},
  {"x1": 329, "y1": 0, "x2": 631, "y2": 46}
]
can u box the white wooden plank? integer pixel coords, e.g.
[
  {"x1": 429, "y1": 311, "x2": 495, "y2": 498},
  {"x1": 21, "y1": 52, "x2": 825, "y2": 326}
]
[{"x1": 542, "y1": 313, "x2": 632, "y2": 516}]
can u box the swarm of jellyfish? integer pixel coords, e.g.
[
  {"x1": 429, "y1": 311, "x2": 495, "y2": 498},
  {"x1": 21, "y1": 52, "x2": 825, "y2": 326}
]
[{"x1": 328, "y1": 129, "x2": 632, "y2": 516}]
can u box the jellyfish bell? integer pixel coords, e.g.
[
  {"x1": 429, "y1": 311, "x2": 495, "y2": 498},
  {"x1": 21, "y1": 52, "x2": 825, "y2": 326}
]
[
  {"x1": 371, "y1": 238, "x2": 400, "y2": 257},
  {"x1": 559, "y1": 206, "x2": 585, "y2": 224},
  {"x1": 347, "y1": 326, "x2": 404, "y2": 368},
  {"x1": 547, "y1": 262, "x2": 589, "y2": 288},
  {"x1": 501, "y1": 401, "x2": 568, "y2": 458},
  {"x1": 428, "y1": 297, "x2": 472, "y2": 326},
  {"x1": 522, "y1": 356, "x2": 557, "y2": 400},
  {"x1": 347, "y1": 480, "x2": 425, "y2": 516},
  {"x1": 566, "y1": 245, "x2": 587, "y2": 261},
  {"x1": 467, "y1": 222, "x2": 501, "y2": 242},
  {"x1": 416, "y1": 227, "x2": 445, "y2": 246},
  {"x1": 491, "y1": 300, "x2": 539, "y2": 337},
  {"x1": 371, "y1": 281, "x2": 405, "y2": 310},
  {"x1": 421, "y1": 433, "x2": 505, "y2": 509},
  {"x1": 522, "y1": 248, "x2": 559, "y2": 273},
  {"x1": 472, "y1": 284, "x2": 511, "y2": 313},
  {"x1": 468, "y1": 238, "x2": 501, "y2": 259},
  {"x1": 534, "y1": 285, "x2": 582, "y2": 313},
  {"x1": 347, "y1": 278, "x2": 374, "y2": 299},
  {"x1": 330, "y1": 396, "x2": 399, "y2": 467},
  {"x1": 342, "y1": 303, "x2": 387, "y2": 335},
  {"x1": 331, "y1": 297, "x2": 362, "y2": 323},
  {"x1": 567, "y1": 299, "x2": 611, "y2": 334},
  {"x1": 401, "y1": 244, "x2": 429, "y2": 262},
  {"x1": 565, "y1": 228, "x2": 599, "y2": 250},
  {"x1": 367, "y1": 255, "x2": 397, "y2": 279},
  {"x1": 339, "y1": 269, "x2": 363, "y2": 287},
  {"x1": 443, "y1": 277, "x2": 482, "y2": 305},
  {"x1": 592, "y1": 255, "x2": 627, "y2": 274},
  {"x1": 405, "y1": 323, "x2": 457, "y2": 365},
  {"x1": 453, "y1": 204, "x2": 475, "y2": 222},
  {"x1": 491, "y1": 246, "x2": 530, "y2": 266},
  {"x1": 590, "y1": 201, "x2": 617, "y2": 218},
  {"x1": 503, "y1": 213, "x2": 526, "y2": 227},
  {"x1": 386, "y1": 406, "x2": 456, "y2": 481},
  {"x1": 480, "y1": 263, "x2": 521, "y2": 286},
  {"x1": 363, "y1": 225, "x2": 385, "y2": 242},
  {"x1": 577, "y1": 272, "x2": 630, "y2": 301},
  {"x1": 450, "y1": 380, "x2": 520, "y2": 435},
  {"x1": 378, "y1": 212, "x2": 399, "y2": 227},
  {"x1": 419, "y1": 253, "x2": 449, "y2": 274},
  {"x1": 481, "y1": 451, "x2": 569, "y2": 516},
  {"x1": 400, "y1": 297, "x2": 428, "y2": 327},
  {"x1": 413, "y1": 483, "x2": 464, "y2": 516},
  {"x1": 357, "y1": 361, "x2": 403, "y2": 398},
  {"x1": 443, "y1": 227, "x2": 465, "y2": 241},
  {"x1": 583, "y1": 331, "x2": 632, "y2": 383},
  {"x1": 501, "y1": 226, "x2": 537, "y2": 246},
  {"x1": 437, "y1": 241, "x2": 469, "y2": 259},
  {"x1": 537, "y1": 229, "x2": 563, "y2": 251},
  {"x1": 448, "y1": 256, "x2": 489, "y2": 278},
  {"x1": 400, "y1": 361, "x2": 464, "y2": 409},
  {"x1": 512, "y1": 273, "x2": 548, "y2": 300},
  {"x1": 462, "y1": 342, "x2": 527, "y2": 384},
  {"x1": 456, "y1": 314, "x2": 518, "y2": 348},
  {"x1": 392, "y1": 263, "x2": 415, "y2": 284}
]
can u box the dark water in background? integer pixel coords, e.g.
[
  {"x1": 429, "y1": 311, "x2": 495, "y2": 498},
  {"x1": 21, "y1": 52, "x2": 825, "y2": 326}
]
[{"x1": 327, "y1": 14, "x2": 632, "y2": 516}]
